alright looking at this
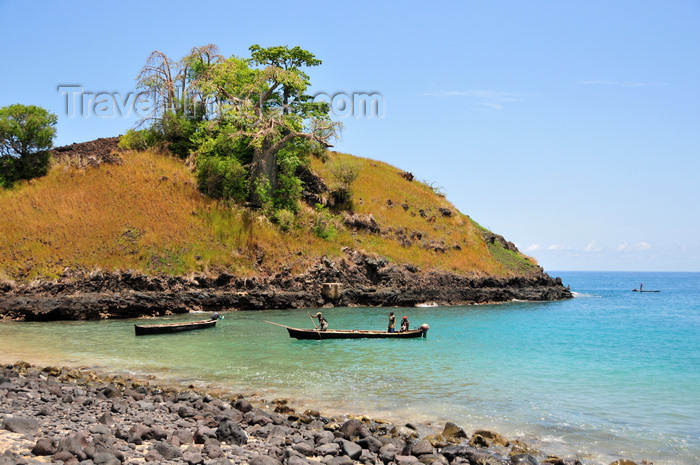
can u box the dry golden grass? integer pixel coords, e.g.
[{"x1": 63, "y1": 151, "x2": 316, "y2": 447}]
[
  {"x1": 311, "y1": 152, "x2": 538, "y2": 276},
  {"x1": 0, "y1": 149, "x2": 538, "y2": 281}
]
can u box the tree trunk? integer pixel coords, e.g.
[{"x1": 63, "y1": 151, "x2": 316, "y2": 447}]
[{"x1": 248, "y1": 144, "x2": 277, "y2": 207}]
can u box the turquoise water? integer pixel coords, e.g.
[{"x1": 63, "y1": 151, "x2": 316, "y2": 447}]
[{"x1": 1, "y1": 271, "x2": 698, "y2": 464}]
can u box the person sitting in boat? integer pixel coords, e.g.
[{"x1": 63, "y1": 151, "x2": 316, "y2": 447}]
[
  {"x1": 399, "y1": 316, "x2": 410, "y2": 332},
  {"x1": 312, "y1": 312, "x2": 328, "y2": 331},
  {"x1": 387, "y1": 311, "x2": 396, "y2": 333},
  {"x1": 211, "y1": 313, "x2": 220, "y2": 320}
]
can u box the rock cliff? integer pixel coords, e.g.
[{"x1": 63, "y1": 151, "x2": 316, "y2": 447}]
[{"x1": 0, "y1": 249, "x2": 571, "y2": 321}]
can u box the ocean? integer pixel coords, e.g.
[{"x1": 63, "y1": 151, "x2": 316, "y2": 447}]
[{"x1": 1, "y1": 271, "x2": 698, "y2": 465}]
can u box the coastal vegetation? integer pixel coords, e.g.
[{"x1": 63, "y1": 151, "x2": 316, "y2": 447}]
[
  {"x1": 0, "y1": 144, "x2": 538, "y2": 282},
  {"x1": 120, "y1": 44, "x2": 339, "y2": 213},
  {"x1": 0, "y1": 104, "x2": 57, "y2": 188},
  {"x1": 0, "y1": 43, "x2": 542, "y2": 286}
]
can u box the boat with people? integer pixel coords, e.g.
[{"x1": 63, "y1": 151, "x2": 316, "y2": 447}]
[
  {"x1": 633, "y1": 283, "x2": 660, "y2": 293},
  {"x1": 134, "y1": 314, "x2": 220, "y2": 336},
  {"x1": 265, "y1": 321, "x2": 429, "y2": 340}
]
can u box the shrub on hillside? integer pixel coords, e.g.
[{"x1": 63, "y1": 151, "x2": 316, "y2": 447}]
[
  {"x1": 118, "y1": 129, "x2": 159, "y2": 151},
  {"x1": 195, "y1": 155, "x2": 248, "y2": 202}
]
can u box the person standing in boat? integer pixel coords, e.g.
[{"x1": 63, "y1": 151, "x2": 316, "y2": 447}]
[
  {"x1": 311, "y1": 312, "x2": 328, "y2": 331},
  {"x1": 399, "y1": 315, "x2": 410, "y2": 332},
  {"x1": 387, "y1": 312, "x2": 396, "y2": 333}
]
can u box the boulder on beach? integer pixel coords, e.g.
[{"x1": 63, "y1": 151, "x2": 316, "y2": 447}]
[
  {"x1": 216, "y1": 418, "x2": 248, "y2": 445},
  {"x1": 2, "y1": 415, "x2": 39, "y2": 434}
]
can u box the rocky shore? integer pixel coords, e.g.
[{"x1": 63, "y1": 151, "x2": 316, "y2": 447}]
[
  {"x1": 1, "y1": 362, "x2": 644, "y2": 465},
  {"x1": 0, "y1": 250, "x2": 571, "y2": 321}
]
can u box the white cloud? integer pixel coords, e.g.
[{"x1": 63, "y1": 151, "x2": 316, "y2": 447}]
[
  {"x1": 584, "y1": 240, "x2": 602, "y2": 252},
  {"x1": 547, "y1": 244, "x2": 568, "y2": 251},
  {"x1": 616, "y1": 241, "x2": 652, "y2": 252},
  {"x1": 524, "y1": 244, "x2": 541, "y2": 252}
]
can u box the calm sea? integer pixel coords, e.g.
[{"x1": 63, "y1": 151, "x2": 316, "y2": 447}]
[{"x1": 1, "y1": 271, "x2": 698, "y2": 465}]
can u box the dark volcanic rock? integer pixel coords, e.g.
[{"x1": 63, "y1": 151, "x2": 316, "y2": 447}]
[
  {"x1": 153, "y1": 440, "x2": 183, "y2": 460},
  {"x1": 52, "y1": 137, "x2": 123, "y2": 167},
  {"x1": 31, "y1": 438, "x2": 57, "y2": 455},
  {"x1": 0, "y1": 363, "x2": 634, "y2": 465},
  {"x1": 216, "y1": 418, "x2": 248, "y2": 445},
  {"x1": 2, "y1": 415, "x2": 39, "y2": 433},
  {"x1": 0, "y1": 249, "x2": 571, "y2": 321}
]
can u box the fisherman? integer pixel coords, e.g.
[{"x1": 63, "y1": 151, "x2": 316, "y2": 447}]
[
  {"x1": 399, "y1": 315, "x2": 410, "y2": 332},
  {"x1": 387, "y1": 311, "x2": 396, "y2": 333},
  {"x1": 311, "y1": 312, "x2": 328, "y2": 331},
  {"x1": 211, "y1": 313, "x2": 220, "y2": 320}
]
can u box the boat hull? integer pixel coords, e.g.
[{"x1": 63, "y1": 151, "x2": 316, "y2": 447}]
[
  {"x1": 285, "y1": 327, "x2": 427, "y2": 340},
  {"x1": 134, "y1": 319, "x2": 217, "y2": 336}
]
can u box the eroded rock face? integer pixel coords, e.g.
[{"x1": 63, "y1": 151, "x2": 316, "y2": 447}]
[{"x1": 0, "y1": 249, "x2": 571, "y2": 321}]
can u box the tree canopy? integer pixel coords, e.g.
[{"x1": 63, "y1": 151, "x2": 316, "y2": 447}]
[
  {"x1": 126, "y1": 44, "x2": 341, "y2": 212},
  {"x1": 0, "y1": 104, "x2": 57, "y2": 187}
]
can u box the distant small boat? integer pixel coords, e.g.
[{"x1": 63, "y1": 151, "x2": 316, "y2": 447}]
[
  {"x1": 134, "y1": 317, "x2": 219, "y2": 336},
  {"x1": 633, "y1": 283, "x2": 660, "y2": 293},
  {"x1": 265, "y1": 321, "x2": 429, "y2": 340}
]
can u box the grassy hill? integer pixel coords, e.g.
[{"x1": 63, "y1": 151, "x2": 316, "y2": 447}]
[{"x1": 0, "y1": 146, "x2": 540, "y2": 283}]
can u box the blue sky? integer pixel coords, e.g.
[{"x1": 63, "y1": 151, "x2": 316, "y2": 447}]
[{"x1": 1, "y1": 0, "x2": 698, "y2": 272}]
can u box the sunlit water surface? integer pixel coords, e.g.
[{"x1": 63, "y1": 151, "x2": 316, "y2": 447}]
[{"x1": 2, "y1": 272, "x2": 698, "y2": 465}]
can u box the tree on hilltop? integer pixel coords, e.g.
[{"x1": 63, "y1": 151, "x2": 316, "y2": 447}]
[
  {"x1": 126, "y1": 44, "x2": 341, "y2": 212},
  {"x1": 136, "y1": 44, "x2": 223, "y2": 120},
  {"x1": 202, "y1": 45, "x2": 340, "y2": 207},
  {"x1": 0, "y1": 104, "x2": 57, "y2": 187}
]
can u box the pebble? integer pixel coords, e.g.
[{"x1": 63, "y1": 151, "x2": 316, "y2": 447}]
[{"x1": 0, "y1": 362, "x2": 642, "y2": 465}]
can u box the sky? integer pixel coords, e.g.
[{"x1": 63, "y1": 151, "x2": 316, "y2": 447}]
[{"x1": 1, "y1": 0, "x2": 698, "y2": 272}]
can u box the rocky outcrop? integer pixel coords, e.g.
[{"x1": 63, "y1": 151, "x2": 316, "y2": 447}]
[
  {"x1": 0, "y1": 249, "x2": 571, "y2": 321},
  {"x1": 51, "y1": 137, "x2": 123, "y2": 167}
]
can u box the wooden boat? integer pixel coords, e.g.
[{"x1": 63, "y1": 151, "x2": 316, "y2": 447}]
[
  {"x1": 134, "y1": 318, "x2": 218, "y2": 336},
  {"x1": 265, "y1": 321, "x2": 429, "y2": 340}
]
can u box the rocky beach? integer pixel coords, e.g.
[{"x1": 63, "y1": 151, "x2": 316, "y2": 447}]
[{"x1": 0, "y1": 362, "x2": 644, "y2": 465}]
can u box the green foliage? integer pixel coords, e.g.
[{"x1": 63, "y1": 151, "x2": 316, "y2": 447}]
[
  {"x1": 486, "y1": 241, "x2": 537, "y2": 274},
  {"x1": 326, "y1": 158, "x2": 360, "y2": 212},
  {"x1": 190, "y1": 122, "x2": 253, "y2": 164},
  {"x1": 312, "y1": 204, "x2": 338, "y2": 240},
  {"x1": 0, "y1": 161, "x2": 12, "y2": 188},
  {"x1": 328, "y1": 158, "x2": 360, "y2": 187},
  {"x1": 273, "y1": 208, "x2": 296, "y2": 231},
  {"x1": 329, "y1": 186, "x2": 353, "y2": 212},
  {"x1": 132, "y1": 43, "x2": 340, "y2": 213},
  {"x1": 0, "y1": 104, "x2": 57, "y2": 186},
  {"x1": 195, "y1": 155, "x2": 248, "y2": 202},
  {"x1": 273, "y1": 145, "x2": 307, "y2": 212},
  {"x1": 153, "y1": 113, "x2": 198, "y2": 158},
  {"x1": 118, "y1": 129, "x2": 159, "y2": 151},
  {"x1": 253, "y1": 177, "x2": 274, "y2": 217},
  {"x1": 119, "y1": 113, "x2": 199, "y2": 158}
]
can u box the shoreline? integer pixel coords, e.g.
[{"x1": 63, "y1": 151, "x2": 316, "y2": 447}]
[
  {"x1": 0, "y1": 260, "x2": 572, "y2": 321},
  {"x1": 0, "y1": 361, "x2": 643, "y2": 465}
]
